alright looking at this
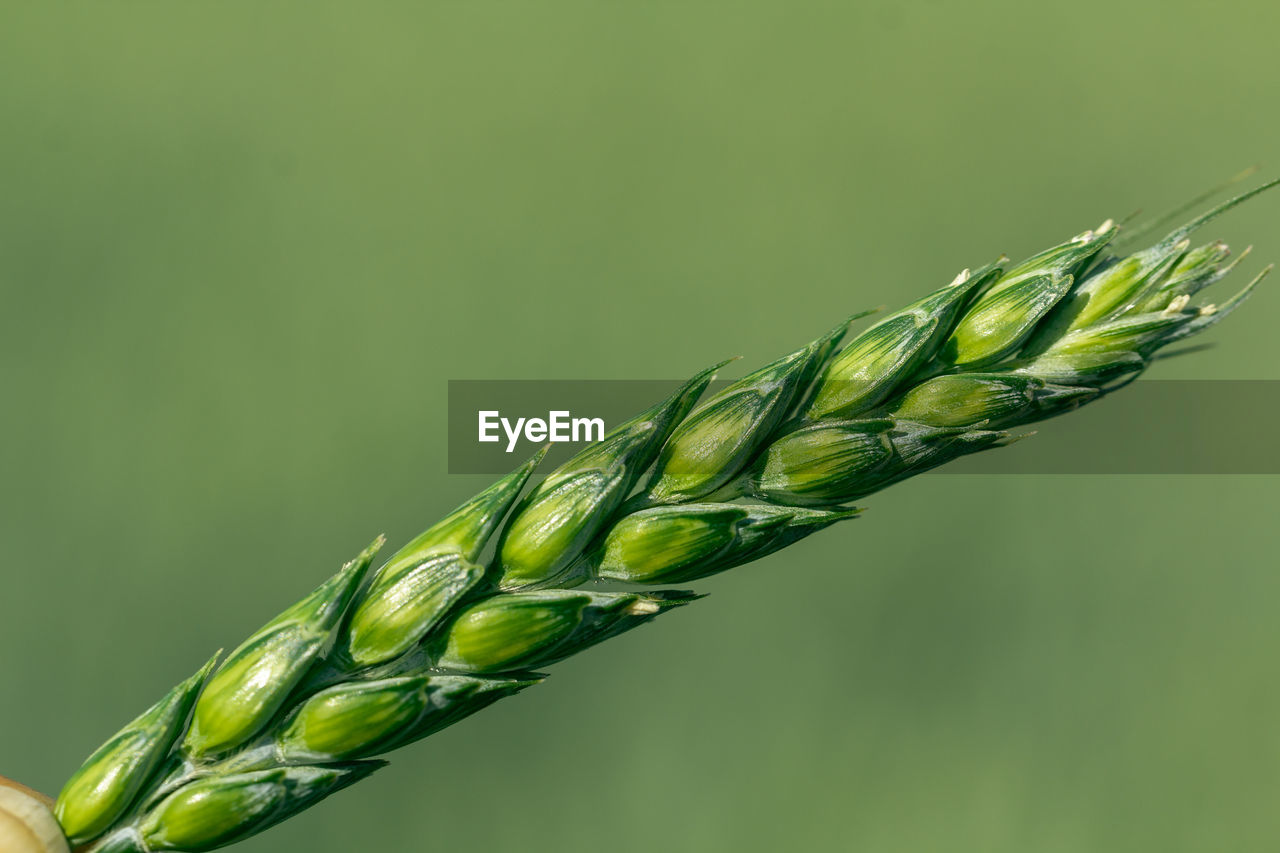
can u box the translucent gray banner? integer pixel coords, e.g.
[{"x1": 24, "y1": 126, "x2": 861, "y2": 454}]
[{"x1": 447, "y1": 379, "x2": 1280, "y2": 475}]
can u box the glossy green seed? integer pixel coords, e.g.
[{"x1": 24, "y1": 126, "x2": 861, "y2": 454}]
[
  {"x1": 940, "y1": 225, "x2": 1114, "y2": 368},
  {"x1": 140, "y1": 764, "x2": 381, "y2": 852},
  {"x1": 437, "y1": 590, "x2": 695, "y2": 673},
  {"x1": 497, "y1": 468, "x2": 625, "y2": 589},
  {"x1": 747, "y1": 418, "x2": 1007, "y2": 506},
  {"x1": 595, "y1": 503, "x2": 858, "y2": 584},
  {"x1": 750, "y1": 420, "x2": 894, "y2": 504},
  {"x1": 807, "y1": 264, "x2": 999, "y2": 419},
  {"x1": 184, "y1": 540, "x2": 380, "y2": 757},
  {"x1": 55, "y1": 655, "x2": 218, "y2": 845},
  {"x1": 278, "y1": 678, "x2": 430, "y2": 761},
  {"x1": 646, "y1": 322, "x2": 849, "y2": 504},
  {"x1": 941, "y1": 273, "x2": 1074, "y2": 368},
  {"x1": 345, "y1": 552, "x2": 485, "y2": 668},
  {"x1": 600, "y1": 510, "x2": 734, "y2": 580},
  {"x1": 892, "y1": 373, "x2": 1097, "y2": 428},
  {"x1": 379, "y1": 449, "x2": 544, "y2": 571},
  {"x1": 144, "y1": 778, "x2": 278, "y2": 851},
  {"x1": 277, "y1": 675, "x2": 533, "y2": 762},
  {"x1": 343, "y1": 453, "x2": 543, "y2": 667},
  {"x1": 497, "y1": 363, "x2": 722, "y2": 588},
  {"x1": 437, "y1": 593, "x2": 586, "y2": 673}
]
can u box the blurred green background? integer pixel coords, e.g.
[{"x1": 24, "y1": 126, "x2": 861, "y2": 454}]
[{"x1": 3, "y1": 3, "x2": 1279, "y2": 851}]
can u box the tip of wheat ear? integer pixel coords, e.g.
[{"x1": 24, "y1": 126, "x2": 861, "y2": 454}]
[{"x1": 0, "y1": 781, "x2": 70, "y2": 853}]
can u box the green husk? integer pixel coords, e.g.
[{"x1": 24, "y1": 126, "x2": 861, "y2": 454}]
[
  {"x1": 642, "y1": 321, "x2": 851, "y2": 505},
  {"x1": 495, "y1": 363, "x2": 725, "y2": 589},
  {"x1": 592, "y1": 503, "x2": 859, "y2": 584},
  {"x1": 54, "y1": 656, "x2": 219, "y2": 845},
  {"x1": 183, "y1": 540, "x2": 381, "y2": 758},
  {"x1": 436, "y1": 590, "x2": 698, "y2": 674},
  {"x1": 805, "y1": 263, "x2": 1001, "y2": 420},
  {"x1": 138, "y1": 764, "x2": 382, "y2": 852},
  {"x1": 938, "y1": 224, "x2": 1115, "y2": 368},
  {"x1": 277, "y1": 675, "x2": 536, "y2": 761}
]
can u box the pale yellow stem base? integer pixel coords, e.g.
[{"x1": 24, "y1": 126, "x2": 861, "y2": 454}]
[{"x1": 0, "y1": 776, "x2": 71, "y2": 853}]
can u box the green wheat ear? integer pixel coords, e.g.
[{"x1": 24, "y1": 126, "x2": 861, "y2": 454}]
[{"x1": 54, "y1": 181, "x2": 1275, "y2": 853}]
